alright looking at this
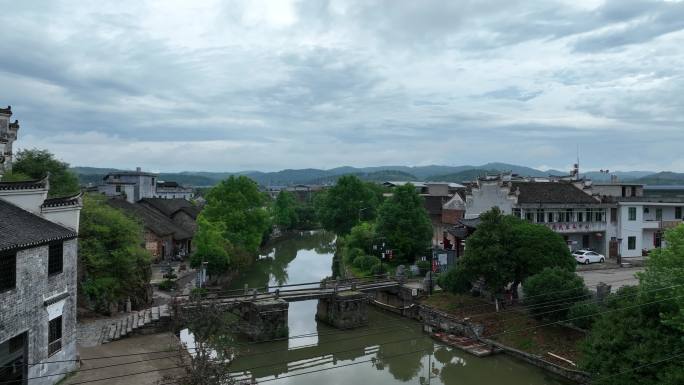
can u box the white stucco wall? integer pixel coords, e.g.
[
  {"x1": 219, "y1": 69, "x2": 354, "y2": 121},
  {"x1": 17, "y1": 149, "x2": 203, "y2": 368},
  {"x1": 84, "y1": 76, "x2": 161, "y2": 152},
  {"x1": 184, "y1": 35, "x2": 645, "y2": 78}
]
[
  {"x1": 0, "y1": 189, "x2": 48, "y2": 214},
  {"x1": 464, "y1": 181, "x2": 515, "y2": 218}
]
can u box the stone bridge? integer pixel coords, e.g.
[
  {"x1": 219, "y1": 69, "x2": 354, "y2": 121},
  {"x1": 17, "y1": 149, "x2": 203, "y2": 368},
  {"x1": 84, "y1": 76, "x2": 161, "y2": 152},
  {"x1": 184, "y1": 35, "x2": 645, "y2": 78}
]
[{"x1": 174, "y1": 278, "x2": 415, "y2": 341}]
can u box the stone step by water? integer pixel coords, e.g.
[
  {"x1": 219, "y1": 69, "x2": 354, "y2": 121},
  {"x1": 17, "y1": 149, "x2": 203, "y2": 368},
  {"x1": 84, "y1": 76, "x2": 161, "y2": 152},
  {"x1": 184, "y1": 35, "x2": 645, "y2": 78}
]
[
  {"x1": 144, "y1": 309, "x2": 152, "y2": 324},
  {"x1": 126, "y1": 315, "x2": 133, "y2": 334},
  {"x1": 152, "y1": 306, "x2": 160, "y2": 322},
  {"x1": 160, "y1": 304, "x2": 170, "y2": 318},
  {"x1": 138, "y1": 310, "x2": 145, "y2": 327},
  {"x1": 113, "y1": 320, "x2": 121, "y2": 340},
  {"x1": 132, "y1": 312, "x2": 139, "y2": 329}
]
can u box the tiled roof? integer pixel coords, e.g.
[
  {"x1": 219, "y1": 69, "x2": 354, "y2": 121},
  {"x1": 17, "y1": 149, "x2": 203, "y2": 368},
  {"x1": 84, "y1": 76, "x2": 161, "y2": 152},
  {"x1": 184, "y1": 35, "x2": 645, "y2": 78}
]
[
  {"x1": 8, "y1": 120, "x2": 19, "y2": 129},
  {"x1": 42, "y1": 193, "x2": 82, "y2": 208},
  {"x1": 0, "y1": 177, "x2": 48, "y2": 191},
  {"x1": 0, "y1": 106, "x2": 11, "y2": 115},
  {"x1": 107, "y1": 199, "x2": 192, "y2": 239},
  {"x1": 139, "y1": 198, "x2": 200, "y2": 219},
  {"x1": 511, "y1": 182, "x2": 599, "y2": 204},
  {"x1": 0, "y1": 199, "x2": 77, "y2": 252},
  {"x1": 423, "y1": 195, "x2": 448, "y2": 215}
]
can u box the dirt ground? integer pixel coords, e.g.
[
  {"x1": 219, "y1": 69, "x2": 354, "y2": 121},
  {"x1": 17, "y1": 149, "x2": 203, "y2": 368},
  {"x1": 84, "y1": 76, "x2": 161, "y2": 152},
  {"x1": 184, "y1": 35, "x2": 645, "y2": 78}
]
[{"x1": 64, "y1": 332, "x2": 186, "y2": 385}]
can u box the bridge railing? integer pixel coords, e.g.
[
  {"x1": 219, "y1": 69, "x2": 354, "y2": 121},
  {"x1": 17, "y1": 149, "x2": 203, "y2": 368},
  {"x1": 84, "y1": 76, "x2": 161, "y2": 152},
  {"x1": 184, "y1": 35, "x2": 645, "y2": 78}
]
[{"x1": 173, "y1": 275, "x2": 397, "y2": 302}]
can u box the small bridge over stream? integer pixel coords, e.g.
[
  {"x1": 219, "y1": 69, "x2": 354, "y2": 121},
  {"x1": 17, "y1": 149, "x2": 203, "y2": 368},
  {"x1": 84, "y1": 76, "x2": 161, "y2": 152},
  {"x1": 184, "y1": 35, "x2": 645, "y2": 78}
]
[{"x1": 173, "y1": 277, "x2": 422, "y2": 341}]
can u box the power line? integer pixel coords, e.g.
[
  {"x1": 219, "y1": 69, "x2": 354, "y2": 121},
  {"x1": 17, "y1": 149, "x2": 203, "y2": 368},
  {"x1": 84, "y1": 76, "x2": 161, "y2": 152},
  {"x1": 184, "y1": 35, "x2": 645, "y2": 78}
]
[
  {"x1": 483, "y1": 293, "x2": 684, "y2": 339},
  {"x1": 591, "y1": 351, "x2": 684, "y2": 383},
  {"x1": 6, "y1": 293, "x2": 681, "y2": 385}
]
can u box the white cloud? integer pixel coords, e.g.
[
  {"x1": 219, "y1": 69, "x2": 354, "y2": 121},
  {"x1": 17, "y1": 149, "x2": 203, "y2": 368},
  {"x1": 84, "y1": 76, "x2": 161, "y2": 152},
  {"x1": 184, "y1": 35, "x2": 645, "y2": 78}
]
[{"x1": 1, "y1": 0, "x2": 683, "y2": 172}]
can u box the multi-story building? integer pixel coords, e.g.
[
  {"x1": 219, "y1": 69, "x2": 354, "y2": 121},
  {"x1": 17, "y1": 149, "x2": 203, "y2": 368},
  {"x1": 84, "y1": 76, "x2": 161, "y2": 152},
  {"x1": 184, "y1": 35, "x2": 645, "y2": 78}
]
[
  {"x1": 462, "y1": 175, "x2": 611, "y2": 254},
  {"x1": 98, "y1": 168, "x2": 193, "y2": 203},
  {"x1": 588, "y1": 182, "x2": 684, "y2": 258},
  {"x1": 0, "y1": 177, "x2": 82, "y2": 385}
]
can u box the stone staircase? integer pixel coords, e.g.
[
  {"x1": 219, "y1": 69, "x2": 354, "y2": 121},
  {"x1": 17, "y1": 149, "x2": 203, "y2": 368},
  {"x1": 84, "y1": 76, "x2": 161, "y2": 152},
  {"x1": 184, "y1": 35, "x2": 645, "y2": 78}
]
[{"x1": 99, "y1": 305, "x2": 171, "y2": 344}]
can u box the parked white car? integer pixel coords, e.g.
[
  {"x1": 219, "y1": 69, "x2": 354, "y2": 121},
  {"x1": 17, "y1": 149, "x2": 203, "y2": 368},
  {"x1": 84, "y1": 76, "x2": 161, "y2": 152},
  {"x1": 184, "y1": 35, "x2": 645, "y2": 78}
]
[{"x1": 573, "y1": 250, "x2": 605, "y2": 264}]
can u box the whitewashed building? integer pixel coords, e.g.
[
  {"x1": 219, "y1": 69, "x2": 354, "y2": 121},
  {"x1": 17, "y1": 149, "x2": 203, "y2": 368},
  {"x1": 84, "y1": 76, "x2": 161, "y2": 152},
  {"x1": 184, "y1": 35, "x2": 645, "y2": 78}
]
[{"x1": 0, "y1": 177, "x2": 82, "y2": 385}]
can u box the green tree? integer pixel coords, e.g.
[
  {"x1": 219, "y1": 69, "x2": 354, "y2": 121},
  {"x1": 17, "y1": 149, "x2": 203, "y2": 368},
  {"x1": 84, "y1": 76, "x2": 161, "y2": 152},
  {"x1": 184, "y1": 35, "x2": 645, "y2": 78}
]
[
  {"x1": 344, "y1": 221, "x2": 378, "y2": 255},
  {"x1": 7, "y1": 148, "x2": 80, "y2": 197},
  {"x1": 79, "y1": 194, "x2": 151, "y2": 312},
  {"x1": 522, "y1": 267, "x2": 589, "y2": 321},
  {"x1": 200, "y1": 176, "x2": 270, "y2": 254},
  {"x1": 637, "y1": 224, "x2": 684, "y2": 333},
  {"x1": 191, "y1": 215, "x2": 232, "y2": 275},
  {"x1": 376, "y1": 184, "x2": 432, "y2": 264},
  {"x1": 272, "y1": 190, "x2": 298, "y2": 230},
  {"x1": 581, "y1": 286, "x2": 684, "y2": 385},
  {"x1": 315, "y1": 175, "x2": 380, "y2": 235},
  {"x1": 458, "y1": 208, "x2": 574, "y2": 305}
]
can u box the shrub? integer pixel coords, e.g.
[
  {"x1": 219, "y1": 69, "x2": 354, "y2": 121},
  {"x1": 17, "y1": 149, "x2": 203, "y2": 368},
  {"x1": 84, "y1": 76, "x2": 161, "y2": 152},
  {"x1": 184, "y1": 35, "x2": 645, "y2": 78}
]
[
  {"x1": 438, "y1": 266, "x2": 472, "y2": 294},
  {"x1": 523, "y1": 267, "x2": 589, "y2": 321},
  {"x1": 158, "y1": 279, "x2": 176, "y2": 291},
  {"x1": 353, "y1": 254, "x2": 381, "y2": 272},
  {"x1": 416, "y1": 260, "x2": 432, "y2": 275},
  {"x1": 568, "y1": 302, "x2": 601, "y2": 329},
  {"x1": 370, "y1": 262, "x2": 388, "y2": 276},
  {"x1": 344, "y1": 247, "x2": 365, "y2": 266}
]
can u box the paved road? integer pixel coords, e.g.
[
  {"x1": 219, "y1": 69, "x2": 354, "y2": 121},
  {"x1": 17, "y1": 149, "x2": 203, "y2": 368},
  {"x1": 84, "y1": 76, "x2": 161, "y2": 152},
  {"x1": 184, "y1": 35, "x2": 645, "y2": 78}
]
[{"x1": 578, "y1": 267, "x2": 644, "y2": 291}]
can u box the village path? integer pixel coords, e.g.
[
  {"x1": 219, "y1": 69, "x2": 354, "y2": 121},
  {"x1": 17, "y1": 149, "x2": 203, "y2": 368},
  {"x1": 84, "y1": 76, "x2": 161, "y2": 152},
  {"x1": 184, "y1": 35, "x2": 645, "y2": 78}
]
[{"x1": 578, "y1": 267, "x2": 644, "y2": 291}]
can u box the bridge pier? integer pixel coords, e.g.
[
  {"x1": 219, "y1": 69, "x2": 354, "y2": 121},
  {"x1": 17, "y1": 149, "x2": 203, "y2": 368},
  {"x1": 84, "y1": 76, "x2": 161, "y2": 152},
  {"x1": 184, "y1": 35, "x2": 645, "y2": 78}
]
[
  {"x1": 316, "y1": 291, "x2": 368, "y2": 329},
  {"x1": 238, "y1": 299, "x2": 289, "y2": 342}
]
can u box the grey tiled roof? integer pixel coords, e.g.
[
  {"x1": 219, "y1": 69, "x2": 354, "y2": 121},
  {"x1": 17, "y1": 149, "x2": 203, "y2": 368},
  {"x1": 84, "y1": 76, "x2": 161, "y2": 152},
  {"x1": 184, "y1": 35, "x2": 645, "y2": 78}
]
[
  {"x1": 0, "y1": 199, "x2": 77, "y2": 252},
  {"x1": 512, "y1": 182, "x2": 599, "y2": 204},
  {"x1": 42, "y1": 193, "x2": 82, "y2": 208},
  {"x1": 0, "y1": 106, "x2": 11, "y2": 115},
  {"x1": 107, "y1": 199, "x2": 192, "y2": 240},
  {"x1": 139, "y1": 198, "x2": 200, "y2": 219},
  {"x1": 0, "y1": 178, "x2": 47, "y2": 191}
]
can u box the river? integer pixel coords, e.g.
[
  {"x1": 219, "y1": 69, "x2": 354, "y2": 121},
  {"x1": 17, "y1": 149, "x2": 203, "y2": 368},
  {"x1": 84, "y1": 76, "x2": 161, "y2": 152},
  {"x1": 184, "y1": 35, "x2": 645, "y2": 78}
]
[{"x1": 188, "y1": 230, "x2": 572, "y2": 385}]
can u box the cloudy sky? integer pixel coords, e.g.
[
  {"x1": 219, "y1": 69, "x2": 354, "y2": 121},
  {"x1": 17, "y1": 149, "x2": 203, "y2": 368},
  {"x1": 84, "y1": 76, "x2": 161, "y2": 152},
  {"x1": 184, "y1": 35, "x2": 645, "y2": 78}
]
[{"x1": 1, "y1": 0, "x2": 683, "y2": 172}]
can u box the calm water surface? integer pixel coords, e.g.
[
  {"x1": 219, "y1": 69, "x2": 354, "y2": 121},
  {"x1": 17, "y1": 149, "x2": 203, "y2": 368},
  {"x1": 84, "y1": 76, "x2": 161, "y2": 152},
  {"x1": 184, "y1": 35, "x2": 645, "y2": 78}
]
[{"x1": 192, "y1": 231, "x2": 571, "y2": 385}]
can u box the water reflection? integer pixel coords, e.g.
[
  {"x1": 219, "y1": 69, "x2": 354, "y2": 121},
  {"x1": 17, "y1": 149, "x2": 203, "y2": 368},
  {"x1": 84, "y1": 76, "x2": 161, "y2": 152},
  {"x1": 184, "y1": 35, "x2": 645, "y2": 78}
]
[{"x1": 191, "y1": 231, "x2": 572, "y2": 385}]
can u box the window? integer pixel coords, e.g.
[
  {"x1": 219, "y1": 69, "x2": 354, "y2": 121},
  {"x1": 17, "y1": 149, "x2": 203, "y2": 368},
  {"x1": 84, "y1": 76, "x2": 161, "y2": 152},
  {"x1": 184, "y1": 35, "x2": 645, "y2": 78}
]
[
  {"x1": 536, "y1": 209, "x2": 545, "y2": 223},
  {"x1": 513, "y1": 208, "x2": 521, "y2": 218},
  {"x1": 48, "y1": 243, "x2": 63, "y2": 276},
  {"x1": 115, "y1": 185, "x2": 122, "y2": 193},
  {"x1": 644, "y1": 207, "x2": 650, "y2": 214},
  {"x1": 548, "y1": 212, "x2": 554, "y2": 223},
  {"x1": 0, "y1": 251, "x2": 16, "y2": 292},
  {"x1": 577, "y1": 212, "x2": 584, "y2": 222},
  {"x1": 628, "y1": 207, "x2": 637, "y2": 221},
  {"x1": 656, "y1": 208, "x2": 663, "y2": 221},
  {"x1": 676, "y1": 207, "x2": 683, "y2": 220},
  {"x1": 628, "y1": 236, "x2": 636, "y2": 250},
  {"x1": 565, "y1": 209, "x2": 573, "y2": 222},
  {"x1": 48, "y1": 317, "x2": 62, "y2": 356},
  {"x1": 525, "y1": 212, "x2": 534, "y2": 221},
  {"x1": 8, "y1": 333, "x2": 24, "y2": 353},
  {"x1": 582, "y1": 234, "x2": 590, "y2": 249},
  {"x1": 611, "y1": 208, "x2": 618, "y2": 223},
  {"x1": 596, "y1": 210, "x2": 603, "y2": 222}
]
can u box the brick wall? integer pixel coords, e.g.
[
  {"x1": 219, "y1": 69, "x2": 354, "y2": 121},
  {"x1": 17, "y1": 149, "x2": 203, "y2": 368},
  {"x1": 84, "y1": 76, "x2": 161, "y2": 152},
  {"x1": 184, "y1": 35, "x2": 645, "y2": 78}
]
[
  {"x1": 442, "y1": 209, "x2": 464, "y2": 225},
  {"x1": 0, "y1": 239, "x2": 78, "y2": 385}
]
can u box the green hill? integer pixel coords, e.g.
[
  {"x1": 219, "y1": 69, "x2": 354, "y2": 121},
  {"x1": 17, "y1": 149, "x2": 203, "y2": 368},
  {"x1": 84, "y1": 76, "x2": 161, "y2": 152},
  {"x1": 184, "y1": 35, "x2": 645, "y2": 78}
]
[
  {"x1": 426, "y1": 169, "x2": 497, "y2": 183},
  {"x1": 636, "y1": 172, "x2": 684, "y2": 185}
]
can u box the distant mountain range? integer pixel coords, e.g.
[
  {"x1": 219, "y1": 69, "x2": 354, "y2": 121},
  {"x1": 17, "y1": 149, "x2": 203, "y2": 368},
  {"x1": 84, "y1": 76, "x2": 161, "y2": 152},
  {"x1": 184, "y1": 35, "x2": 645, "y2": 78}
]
[{"x1": 71, "y1": 163, "x2": 684, "y2": 187}]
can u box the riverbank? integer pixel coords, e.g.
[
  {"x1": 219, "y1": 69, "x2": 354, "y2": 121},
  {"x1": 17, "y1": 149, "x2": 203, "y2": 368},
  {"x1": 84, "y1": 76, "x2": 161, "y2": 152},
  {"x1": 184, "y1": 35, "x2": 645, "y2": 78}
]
[{"x1": 414, "y1": 292, "x2": 588, "y2": 382}]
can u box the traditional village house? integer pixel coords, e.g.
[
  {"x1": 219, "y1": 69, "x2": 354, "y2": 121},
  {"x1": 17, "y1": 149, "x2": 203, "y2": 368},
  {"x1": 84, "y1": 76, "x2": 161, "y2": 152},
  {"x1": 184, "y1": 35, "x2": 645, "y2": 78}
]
[
  {"x1": 154, "y1": 181, "x2": 194, "y2": 200},
  {"x1": 107, "y1": 199, "x2": 192, "y2": 261},
  {"x1": 462, "y1": 175, "x2": 611, "y2": 255},
  {"x1": 0, "y1": 106, "x2": 19, "y2": 177},
  {"x1": 1, "y1": 107, "x2": 83, "y2": 385},
  {"x1": 139, "y1": 198, "x2": 200, "y2": 236}
]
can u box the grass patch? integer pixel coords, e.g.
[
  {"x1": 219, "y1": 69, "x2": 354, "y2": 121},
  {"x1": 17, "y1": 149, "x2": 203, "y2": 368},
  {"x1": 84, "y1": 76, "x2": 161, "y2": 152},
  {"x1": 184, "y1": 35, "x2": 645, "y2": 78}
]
[{"x1": 420, "y1": 292, "x2": 586, "y2": 368}]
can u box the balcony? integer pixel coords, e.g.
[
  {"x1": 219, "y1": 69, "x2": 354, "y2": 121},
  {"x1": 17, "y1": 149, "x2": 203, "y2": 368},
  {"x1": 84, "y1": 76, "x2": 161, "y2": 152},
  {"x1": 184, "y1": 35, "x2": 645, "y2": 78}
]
[
  {"x1": 543, "y1": 221, "x2": 606, "y2": 234},
  {"x1": 643, "y1": 220, "x2": 661, "y2": 230}
]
